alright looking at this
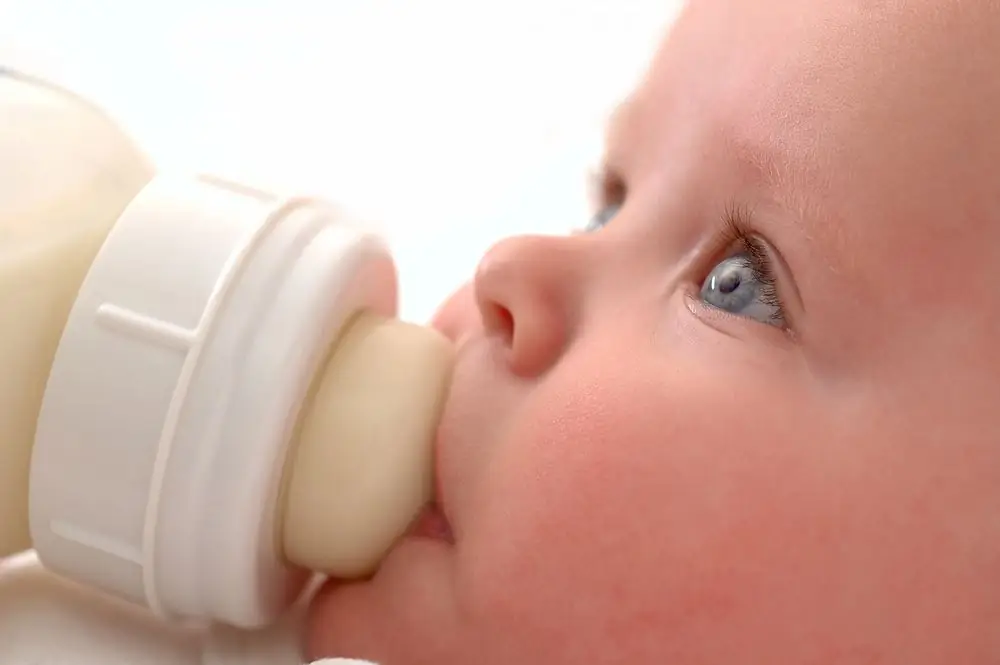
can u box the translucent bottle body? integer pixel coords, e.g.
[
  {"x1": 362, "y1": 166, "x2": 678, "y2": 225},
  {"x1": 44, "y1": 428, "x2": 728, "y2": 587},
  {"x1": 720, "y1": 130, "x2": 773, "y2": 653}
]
[
  {"x1": 0, "y1": 69, "x2": 155, "y2": 557},
  {"x1": 0, "y1": 67, "x2": 449, "y2": 664}
]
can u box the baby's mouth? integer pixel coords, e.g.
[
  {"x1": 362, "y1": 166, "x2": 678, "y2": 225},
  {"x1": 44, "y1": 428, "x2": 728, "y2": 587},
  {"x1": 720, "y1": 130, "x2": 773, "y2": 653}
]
[{"x1": 407, "y1": 502, "x2": 454, "y2": 543}]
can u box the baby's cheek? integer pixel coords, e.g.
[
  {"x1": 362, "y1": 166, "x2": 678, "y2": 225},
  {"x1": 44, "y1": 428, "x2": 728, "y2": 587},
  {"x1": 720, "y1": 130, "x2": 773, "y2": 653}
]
[
  {"x1": 453, "y1": 357, "x2": 845, "y2": 661},
  {"x1": 453, "y1": 366, "x2": 725, "y2": 656}
]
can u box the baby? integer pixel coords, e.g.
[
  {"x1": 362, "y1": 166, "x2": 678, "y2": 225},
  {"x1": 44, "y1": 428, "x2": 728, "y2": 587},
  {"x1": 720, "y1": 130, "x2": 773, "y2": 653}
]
[{"x1": 306, "y1": 0, "x2": 1000, "y2": 663}]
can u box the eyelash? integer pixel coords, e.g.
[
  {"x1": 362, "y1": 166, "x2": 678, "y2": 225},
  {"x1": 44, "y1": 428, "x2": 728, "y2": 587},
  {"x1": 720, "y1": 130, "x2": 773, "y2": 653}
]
[
  {"x1": 713, "y1": 205, "x2": 785, "y2": 322},
  {"x1": 583, "y1": 170, "x2": 788, "y2": 327}
]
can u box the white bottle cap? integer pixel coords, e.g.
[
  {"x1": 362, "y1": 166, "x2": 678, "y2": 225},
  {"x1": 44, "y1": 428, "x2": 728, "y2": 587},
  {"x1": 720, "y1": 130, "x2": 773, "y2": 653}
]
[{"x1": 30, "y1": 174, "x2": 398, "y2": 629}]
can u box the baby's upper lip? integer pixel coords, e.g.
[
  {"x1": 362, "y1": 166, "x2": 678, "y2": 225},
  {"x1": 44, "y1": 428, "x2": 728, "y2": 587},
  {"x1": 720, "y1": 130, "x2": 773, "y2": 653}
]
[
  {"x1": 431, "y1": 352, "x2": 470, "y2": 542},
  {"x1": 430, "y1": 337, "x2": 468, "y2": 518},
  {"x1": 424, "y1": 329, "x2": 480, "y2": 543},
  {"x1": 429, "y1": 424, "x2": 454, "y2": 538}
]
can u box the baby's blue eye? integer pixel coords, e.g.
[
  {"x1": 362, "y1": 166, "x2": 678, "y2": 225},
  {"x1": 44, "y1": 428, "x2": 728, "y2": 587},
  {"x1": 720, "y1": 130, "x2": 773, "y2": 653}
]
[
  {"x1": 584, "y1": 203, "x2": 621, "y2": 233},
  {"x1": 700, "y1": 253, "x2": 783, "y2": 325}
]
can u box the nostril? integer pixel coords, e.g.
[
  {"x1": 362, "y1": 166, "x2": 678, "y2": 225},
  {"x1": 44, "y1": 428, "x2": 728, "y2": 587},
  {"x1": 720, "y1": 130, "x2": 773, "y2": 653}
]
[{"x1": 483, "y1": 302, "x2": 515, "y2": 345}]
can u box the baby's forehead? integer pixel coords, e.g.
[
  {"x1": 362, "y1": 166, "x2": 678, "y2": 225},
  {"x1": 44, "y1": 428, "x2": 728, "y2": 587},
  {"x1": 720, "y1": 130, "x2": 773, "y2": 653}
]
[
  {"x1": 619, "y1": 3, "x2": 997, "y2": 244},
  {"x1": 619, "y1": 0, "x2": 1000, "y2": 193}
]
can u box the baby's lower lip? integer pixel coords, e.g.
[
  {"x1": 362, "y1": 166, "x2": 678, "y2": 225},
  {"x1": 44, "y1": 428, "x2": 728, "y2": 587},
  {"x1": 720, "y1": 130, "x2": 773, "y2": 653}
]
[{"x1": 407, "y1": 503, "x2": 454, "y2": 543}]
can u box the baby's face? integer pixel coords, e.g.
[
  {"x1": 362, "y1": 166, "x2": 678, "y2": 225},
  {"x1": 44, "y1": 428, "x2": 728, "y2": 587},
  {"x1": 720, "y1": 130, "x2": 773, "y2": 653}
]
[{"x1": 308, "y1": 1, "x2": 1000, "y2": 663}]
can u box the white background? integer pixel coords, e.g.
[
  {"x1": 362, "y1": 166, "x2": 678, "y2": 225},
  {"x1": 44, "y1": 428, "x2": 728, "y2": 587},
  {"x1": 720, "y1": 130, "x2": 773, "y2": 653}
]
[{"x1": 1, "y1": 1, "x2": 677, "y2": 320}]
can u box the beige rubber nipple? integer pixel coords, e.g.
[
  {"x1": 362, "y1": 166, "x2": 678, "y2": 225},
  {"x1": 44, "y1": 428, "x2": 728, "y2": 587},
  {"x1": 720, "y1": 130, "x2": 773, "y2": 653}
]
[{"x1": 280, "y1": 312, "x2": 454, "y2": 576}]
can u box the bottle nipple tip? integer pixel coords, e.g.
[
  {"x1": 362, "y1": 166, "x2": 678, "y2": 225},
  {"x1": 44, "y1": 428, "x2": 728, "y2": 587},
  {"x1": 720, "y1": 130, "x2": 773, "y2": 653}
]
[{"x1": 281, "y1": 313, "x2": 454, "y2": 575}]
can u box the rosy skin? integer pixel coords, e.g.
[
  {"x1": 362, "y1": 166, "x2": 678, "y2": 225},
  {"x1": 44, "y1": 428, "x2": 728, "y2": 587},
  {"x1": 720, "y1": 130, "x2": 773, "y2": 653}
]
[{"x1": 307, "y1": 0, "x2": 1000, "y2": 663}]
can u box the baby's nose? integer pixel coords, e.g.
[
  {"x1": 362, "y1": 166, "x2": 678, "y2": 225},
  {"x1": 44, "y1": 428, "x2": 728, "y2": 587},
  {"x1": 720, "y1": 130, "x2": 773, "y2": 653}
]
[{"x1": 473, "y1": 234, "x2": 585, "y2": 376}]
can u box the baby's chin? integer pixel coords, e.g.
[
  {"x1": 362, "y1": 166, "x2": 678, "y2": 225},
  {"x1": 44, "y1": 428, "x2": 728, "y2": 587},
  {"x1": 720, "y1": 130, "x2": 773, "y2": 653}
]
[{"x1": 304, "y1": 518, "x2": 459, "y2": 662}]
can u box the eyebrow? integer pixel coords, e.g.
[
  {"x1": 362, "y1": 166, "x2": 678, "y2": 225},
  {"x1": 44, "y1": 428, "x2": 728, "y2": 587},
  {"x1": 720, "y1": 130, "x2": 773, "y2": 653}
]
[
  {"x1": 736, "y1": 137, "x2": 829, "y2": 252},
  {"x1": 722, "y1": 127, "x2": 849, "y2": 294},
  {"x1": 602, "y1": 88, "x2": 827, "y2": 249}
]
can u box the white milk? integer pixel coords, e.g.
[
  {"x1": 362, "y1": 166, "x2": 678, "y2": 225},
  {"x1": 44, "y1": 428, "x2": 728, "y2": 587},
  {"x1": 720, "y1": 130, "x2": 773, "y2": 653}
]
[{"x1": 0, "y1": 70, "x2": 154, "y2": 556}]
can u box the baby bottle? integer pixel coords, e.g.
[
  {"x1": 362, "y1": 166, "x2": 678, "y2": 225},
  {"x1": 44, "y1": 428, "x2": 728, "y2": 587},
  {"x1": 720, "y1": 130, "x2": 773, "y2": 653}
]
[{"x1": 0, "y1": 65, "x2": 453, "y2": 664}]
